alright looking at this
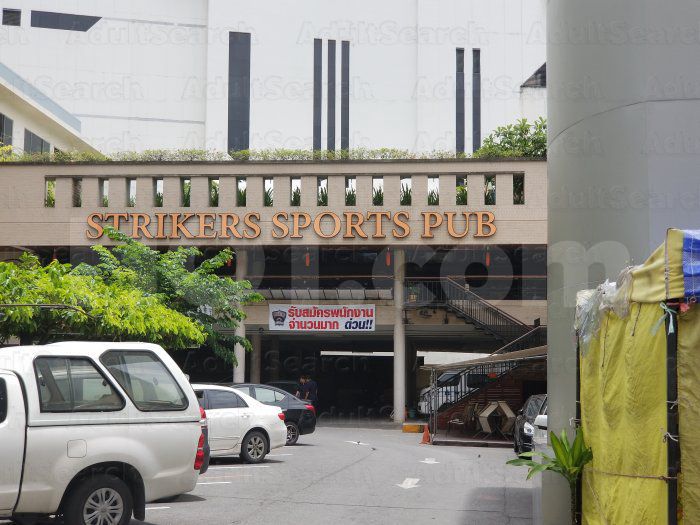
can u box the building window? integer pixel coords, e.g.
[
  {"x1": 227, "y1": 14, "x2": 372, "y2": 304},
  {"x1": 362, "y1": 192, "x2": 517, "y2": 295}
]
[
  {"x1": 44, "y1": 178, "x2": 55, "y2": 208},
  {"x1": 100, "y1": 179, "x2": 109, "y2": 207},
  {"x1": 0, "y1": 113, "x2": 13, "y2": 145},
  {"x1": 345, "y1": 177, "x2": 356, "y2": 205},
  {"x1": 264, "y1": 178, "x2": 273, "y2": 207},
  {"x1": 30, "y1": 11, "x2": 101, "y2": 32},
  {"x1": 428, "y1": 177, "x2": 440, "y2": 206},
  {"x1": 154, "y1": 178, "x2": 163, "y2": 207},
  {"x1": 24, "y1": 129, "x2": 50, "y2": 154},
  {"x1": 485, "y1": 175, "x2": 496, "y2": 205},
  {"x1": 513, "y1": 174, "x2": 525, "y2": 205},
  {"x1": 72, "y1": 178, "x2": 82, "y2": 208},
  {"x1": 127, "y1": 179, "x2": 136, "y2": 207},
  {"x1": 317, "y1": 177, "x2": 328, "y2": 206},
  {"x1": 372, "y1": 177, "x2": 384, "y2": 206},
  {"x1": 236, "y1": 177, "x2": 247, "y2": 206},
  {"x1": 209, "y1": 178, "x2": 219, "y2": 207},
  {"x1": 400, "y1": 176, "x2": 412, "y2": 205},
  {"x1": 291, "y1": 177, "x2": 301, "y2": 206},
  {"x1": 456, "y1": 176, "x2": 468, "y2": 205},
  {"x1": 181, "y1": 178, "x2": 191, "y2": 207},
  {"x1": 2, "y1": 9, "x2": 20, "y2": 26}
]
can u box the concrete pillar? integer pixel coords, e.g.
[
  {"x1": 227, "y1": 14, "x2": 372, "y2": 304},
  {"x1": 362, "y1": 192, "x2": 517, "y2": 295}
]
[
  {"x1": 250, "y1": 332, "x2": 262, "y2": 384},
  {"x1": 233, "y1": 249, "x2": 248, "y2": 383},
  {"x1": 546, "y1": 2, "x2": 700, "y2": 523},
  {"x1": 393, "y1": 248, "x2": 406, "y2": 423}
]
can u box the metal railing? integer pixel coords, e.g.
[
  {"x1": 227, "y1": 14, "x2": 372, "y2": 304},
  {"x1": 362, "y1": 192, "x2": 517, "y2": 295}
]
[
  {"x1": 422, "y1": 325, "x2": 546, "y2": 417},
  {"x1": 405, "y1": 277, "x2": 532, "y2": 342}
]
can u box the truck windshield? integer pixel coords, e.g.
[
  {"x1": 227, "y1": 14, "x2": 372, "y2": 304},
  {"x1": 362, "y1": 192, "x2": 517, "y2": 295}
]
[{"x1": 101, "y1": 350, "x2": 188, "y2": 412}]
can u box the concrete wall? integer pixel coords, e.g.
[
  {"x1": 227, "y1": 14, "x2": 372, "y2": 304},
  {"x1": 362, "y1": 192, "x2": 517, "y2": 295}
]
[
  {"x1": 0, "y1": 158, "x2": 547, "y2": 247},
  {"x1": 546, "y1": 1, "x2": 700, "y2": 523}
]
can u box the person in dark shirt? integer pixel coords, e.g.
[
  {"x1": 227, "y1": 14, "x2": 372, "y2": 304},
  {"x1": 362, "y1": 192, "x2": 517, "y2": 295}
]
[{"x1": 300, "y1": 375, "x2": 318, "y2": 407}]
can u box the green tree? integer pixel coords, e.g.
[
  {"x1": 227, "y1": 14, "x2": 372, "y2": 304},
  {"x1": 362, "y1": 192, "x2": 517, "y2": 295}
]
[
  {"x1": 0, "y1": 253, "x2": 205, "y2": 347},
  {"x1": 473, "y1": 117, "x2": 547, "y2": 158},
  {"x1": 75, "y1": 228, "x2": 264, "y2": 363}
]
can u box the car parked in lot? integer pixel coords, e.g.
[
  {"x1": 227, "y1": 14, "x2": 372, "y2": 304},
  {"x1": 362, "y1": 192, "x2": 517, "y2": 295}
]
[
  {"x1": 193, "y1": 384, "x2": 287, "y2": 463},
  {"x1": 0, "y1": 342, "x2": 205, "y2": 525},
  {"x1": 513, "y1": 394, "x2": 547, "y2": 454},
  {"x1": 233, "y1": 383, "x2": 316, "y2": 445}
]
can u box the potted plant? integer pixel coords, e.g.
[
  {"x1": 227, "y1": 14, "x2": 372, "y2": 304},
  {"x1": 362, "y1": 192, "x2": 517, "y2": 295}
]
[{"x1": 507, "y1": 427, "x2": 592, "y2": 525}]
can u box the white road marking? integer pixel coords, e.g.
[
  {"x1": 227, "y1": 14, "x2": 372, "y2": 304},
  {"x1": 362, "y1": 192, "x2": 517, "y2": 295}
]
[
  {"x1": 396, "y1": 478, "x2": 421, "y2": 489},
  {"x1": 146, "y1": 507, "x2": 171, "y2": 511},
  {"x1": 197, "y1": 481, "x2": 233, "y2": 485},
  {"x1": 420, "y1": 458, "x2": 440, "y2": 464},
  {"x1": 267, "y1": 453, "x2": 293, "y2": 456},
  {"x1": 207, "y1": 465, "x2": 271, "y2": 470},
  {"x1": 344, "y1": 440, "x2": 371, "y2": 446}
]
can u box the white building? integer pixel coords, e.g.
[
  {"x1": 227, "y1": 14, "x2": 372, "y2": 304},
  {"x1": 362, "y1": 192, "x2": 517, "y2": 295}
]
[{"x1": 0, "y1": 0, "x2": 546, "y2": 154}]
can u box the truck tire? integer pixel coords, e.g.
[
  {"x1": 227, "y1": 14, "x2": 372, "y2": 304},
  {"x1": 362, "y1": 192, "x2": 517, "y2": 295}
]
[
  {"x1": 286, "y1": 422, "x2": 300, "y2": 445},
  {"x1": 63, "y1": 474, "x2": 133, "y2": 525},
  {"x1": 240, "y1": 431, "x2": 268, "y2": 464}
]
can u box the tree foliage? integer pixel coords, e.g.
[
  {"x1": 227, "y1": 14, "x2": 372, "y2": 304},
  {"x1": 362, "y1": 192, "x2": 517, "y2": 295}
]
[
  {"x1": 473, "y1": 117, "x2": 547, "y2": 158},
  {"x1": 74, "y1": 228, "x2": 264, "y2": 363},
  {"x1": 0, "y1": 253, "x2": 205, "y2": 347}
]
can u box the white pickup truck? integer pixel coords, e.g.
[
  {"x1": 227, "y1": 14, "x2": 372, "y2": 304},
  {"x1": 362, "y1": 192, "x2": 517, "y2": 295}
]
[{"x1": 0, "y1": 342, "x2": 205, "y2": 525}]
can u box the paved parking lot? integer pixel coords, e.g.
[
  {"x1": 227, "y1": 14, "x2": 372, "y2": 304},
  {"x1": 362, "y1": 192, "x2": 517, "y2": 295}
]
[{"x1": 136, "y1": 426, "x2": 534, "y2": 525}]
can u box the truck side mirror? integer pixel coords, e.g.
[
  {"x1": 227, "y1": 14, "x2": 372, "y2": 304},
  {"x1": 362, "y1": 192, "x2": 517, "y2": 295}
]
[{"x1": 534, "y1": 414, "x2": 548, "y2": 430}]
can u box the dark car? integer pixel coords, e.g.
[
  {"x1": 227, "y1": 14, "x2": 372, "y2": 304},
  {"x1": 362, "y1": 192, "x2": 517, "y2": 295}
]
[
  {"x1": 513, "y1": 394, "x2": 547, "y2": 454},
  {"x1": 234, "y1": 383, "x2": 316, "y2": 445},
  {"x1": 267, "y1": 380, "x2": 302, "y2": 396}
]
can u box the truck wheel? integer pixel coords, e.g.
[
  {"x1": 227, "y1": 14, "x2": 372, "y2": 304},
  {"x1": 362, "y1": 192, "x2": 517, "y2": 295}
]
[
  {"x1": 63, "y1": 474, "x2": 133, "y2": 525},
  {"x1": 286, "y1": 422, "x2": 300, "y2": 445},
  {"x1": 240, "y1": 431, "x2": 268, "y2": 464}
]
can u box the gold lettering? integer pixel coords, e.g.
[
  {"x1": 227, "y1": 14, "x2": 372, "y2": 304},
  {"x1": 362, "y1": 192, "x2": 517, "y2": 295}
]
[
  {"x1": 391, "y1": 211, "x2": 410, "y2": 239},
  {"x1": 103, "y1": 213, "x2": 129, "y2": 231},
  {"x1": 198, "y1": 213, "x2": 217, "y2": 239},
  {"x1": 445, "y1": 212, "x2": 470, "y2": 239},
  {"x1": 243, "y1": 212, "x2": 261, "y2": 239},
  {"x1": 343, "y1": 212, "x2": 368, "y2": 239},
  {"x1": 291, "y1": 212, "x2": 311, "y2": 238},
  {"x1": 219, "y1": 213, "x2": 242, "y2": 239},
  {"x1": 366, "y1": 211, "x2": 391, "y2": 238},
  {"x1": 313, "y1": 212, "x2": 342, "y2": 238},
  {"x1": 132, "y1": 213, "x2": 153, "y2": 239},
  {"x1": 272, "y1": 212, "x2": 290, "y2": 238},
  {"x1": 155, "y1": 213, "x2": 167, "y2": 239},
  {"x1": 475, "y1": 211, "x2": 497, "y2": 237},
  {"x1": 86, "y1": 213, "x2": 104, "y2": 239},
  {"x1": 421, "y1": 212, "x2": 443, "y2": 238},
  {"x1": 170, "y1": 213, "x2": 194, "y2": 239}
]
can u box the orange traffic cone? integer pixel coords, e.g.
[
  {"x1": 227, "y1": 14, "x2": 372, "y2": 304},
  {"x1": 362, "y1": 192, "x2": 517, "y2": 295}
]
[{"x1": 420, "y1": 424, "x2": 431, "y2": 444}]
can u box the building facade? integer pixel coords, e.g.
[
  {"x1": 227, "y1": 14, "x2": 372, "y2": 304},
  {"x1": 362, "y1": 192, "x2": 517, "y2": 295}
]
[
  {"x1": 0, "y1": 0, "x2": 546, "y2": 153},
  {"x1": 0, "y1": 158, "x2": 547, "y2": 422}
]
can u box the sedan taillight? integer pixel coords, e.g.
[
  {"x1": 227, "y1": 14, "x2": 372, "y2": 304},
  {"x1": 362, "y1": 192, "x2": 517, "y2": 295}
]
[
  {"x1": 194, "y1": 432, "x2": 205, "y2": 470},
  {"x1": 305, "y1": 404, "x2": 316, "y2": 416},
  {"x1": 278, "y1": 412, "x2": 285, "y2": 421},
  {"x1": 199, "y1": 406, "x2": 207, "y2": 426}
]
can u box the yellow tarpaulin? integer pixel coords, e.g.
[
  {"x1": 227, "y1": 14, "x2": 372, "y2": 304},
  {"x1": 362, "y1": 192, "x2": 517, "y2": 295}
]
[
  {"x1": 629, "y1": 228, "x2": 685, "y2": 302},
  {"x1": 581, "y1": 303, "x2": 668, "y2": 525},
  {"x1": 678, "y1": 304, "x2": 700, "y2": 523}
]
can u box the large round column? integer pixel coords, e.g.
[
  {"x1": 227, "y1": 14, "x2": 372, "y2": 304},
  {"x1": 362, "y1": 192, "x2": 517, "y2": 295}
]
[
  {"x1": 547, "y1": 1, "x2": 700, "y2": 523},
  {"x1": 233, "y1": 249, "x2": 248, "y2": 383},
  {"x1": 393, "y1": 248, "x2": 406, "y2": 424}
]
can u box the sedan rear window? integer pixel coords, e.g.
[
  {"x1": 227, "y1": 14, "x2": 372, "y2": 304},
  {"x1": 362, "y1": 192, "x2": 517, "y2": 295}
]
[{"x1": 101, "y1": 351, "x2": 188, "y2": 411}]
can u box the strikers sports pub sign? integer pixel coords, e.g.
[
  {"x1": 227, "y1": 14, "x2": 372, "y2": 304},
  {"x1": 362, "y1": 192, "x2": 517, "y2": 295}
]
[{"x1": 85, "y1": 210, "x2": 497, "y2": 240}]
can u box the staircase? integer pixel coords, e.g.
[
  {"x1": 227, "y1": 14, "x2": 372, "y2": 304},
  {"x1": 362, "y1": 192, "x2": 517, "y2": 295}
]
[
  {"x1": 405, "y1": 277, "x2": 532, "y2": 343},
  {"x1": 424, "y1": 325, "x2": 546, "y2": 416}
]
